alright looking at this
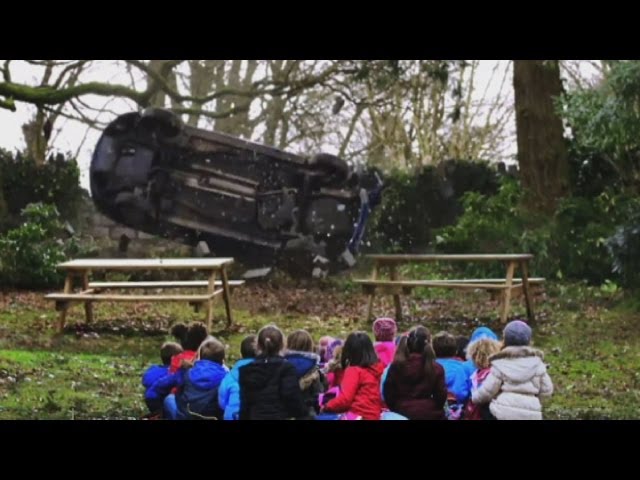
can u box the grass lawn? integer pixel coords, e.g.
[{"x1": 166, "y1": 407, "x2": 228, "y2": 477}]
[{"x1": 0, "y1": 277, "x2": 637, "y2": 419}]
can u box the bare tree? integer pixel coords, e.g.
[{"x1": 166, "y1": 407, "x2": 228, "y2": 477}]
[
  {"x1": 1, "y1": 60, "x2": 519, "y2": 176},
  {"x1": 560, "y1": 60, "x2": 607, "y2": 90},
  {"x1": 0, "y1": 59, "x2": 339, "y2": 151},
  {"x1": 321, "y1": 60, "x2": 515, "y2": 171}
]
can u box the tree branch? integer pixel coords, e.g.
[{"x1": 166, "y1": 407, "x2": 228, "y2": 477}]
[
  {"x1": 25, "y1": 60, "x2": 77, "y2": 66},
  {"x1": 2, "y1": 60, "x2": 10, "y2": 82},
  {"x1": 128, "y1": 60, "x2": 343, "y2": 106},
  {"x1": 0, "y1": 81, "x2": 146, "y2": 106},
  {"x1": 67, "y1": 99, "x2": 104, "y2": 128},
  {"x1": 171, "y1": 104, "x2": 250, "y2": 120},
  {"x1": 0, "y1": 96, "x2": 16, "y2": 111},
  {"x1": 73, "y1": 95, "x2": 126, "y2": 118},
  {"x1": 41, "y1": 61, "x2": 55, "y2": 86},
  {"x1": 53, "y1": 60, "x2": 90, "y2": 89},
  {"x1": 126, "y1": 60, "x2": 186, "y2": 104},
  {"x1": 339, "y1": 105, "x2": 364, "y2": 157},
  {"x1": 45, "y1": 101, "x2": 109, "y2": 131}
]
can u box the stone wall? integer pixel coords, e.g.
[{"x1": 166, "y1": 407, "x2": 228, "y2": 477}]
[
  {"x1": 76, "y1": 197, "x2": 192, "y2": 258},
  {"x1": 91, "y1": 212, "x2": 156, "y2": 241}
]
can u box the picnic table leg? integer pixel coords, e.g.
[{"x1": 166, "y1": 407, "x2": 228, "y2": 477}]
[
  {"x1": 520, "y1": 260, "x2": 535, "y2": 323},
  {"x1": 365, "y1": 262, "x2": 379, "y2": 322},
  {"x1": 82, "y1": 271, "x2": 94, "y2": 325},
  {"x1": 500, "y1": 261, "x2": 516, "y2": 324},
  {"x1": 58, "y1": 273, "x2": 73, "y2": 333},
  {"x1": 389, "y1": 264, "x2": 403, "y2": 322},
  {"x1": 221, "y1": 266, "x2": 233, "y2": 328},
  {"x1": 206, "y1": 270, "x2": 217, "y2": 330}
]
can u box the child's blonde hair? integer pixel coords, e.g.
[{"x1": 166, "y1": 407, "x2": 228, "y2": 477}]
[
  {"x1": 467, "y1": 338, "x2": 501, "y2": 369},
  {"x1": 327, "y1": 345, "x2": 343, "y2": 373}
]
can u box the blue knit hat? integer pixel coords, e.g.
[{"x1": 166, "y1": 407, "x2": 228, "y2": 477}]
[
  {"x1": 469, "y1": 326, "x2": 498, "y2": 343},
  {"x1": 503, "y1": 320, "x2": 532, "y2": 346}
]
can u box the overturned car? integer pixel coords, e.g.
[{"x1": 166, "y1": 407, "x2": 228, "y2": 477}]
[{"x1": 90, "y1": 108, "x2": 383, "y2": 277}]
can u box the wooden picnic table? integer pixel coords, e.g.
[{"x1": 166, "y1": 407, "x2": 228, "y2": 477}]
[
  {"x1": 354, "y1": 254, "x2": 541, "y2": 324},
  {"x1": 45, "y1": 258, "x2": 241, "y2": 332}
]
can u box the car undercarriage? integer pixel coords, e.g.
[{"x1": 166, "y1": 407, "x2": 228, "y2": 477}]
[{"x1": 90, "y1": 108, "x2": 383, "y2": 277}]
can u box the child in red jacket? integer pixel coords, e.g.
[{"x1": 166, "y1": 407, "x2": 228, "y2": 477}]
[
  {"x1": 321, "y1": 332, "x2": 385, "y2": 420},
  {"x1": 168, "y1": 322, "x2": 209, "y2": 373}
]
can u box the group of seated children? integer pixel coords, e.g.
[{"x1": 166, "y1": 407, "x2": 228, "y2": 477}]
[{"x1": 142, "y1": 317, "x2": 553, "y2": 420}]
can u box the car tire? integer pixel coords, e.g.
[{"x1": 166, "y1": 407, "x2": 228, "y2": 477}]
[
  {"x1": 308, "y1": 153, "x2": 349, "y2": 186},
  {"x1": 140, "y1": 107, "x2": 183, "y2": 138}
]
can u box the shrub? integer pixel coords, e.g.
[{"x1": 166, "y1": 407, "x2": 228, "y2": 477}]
[
  {"x1": 0, "y1": 150, "x2": 81, "y2": 232},
  {"x1": 0, "y1": 203, "x2": 80, "y2": 289},
  {"x1": 366, "y1": 160, "x2": 500, "y2": 252}
]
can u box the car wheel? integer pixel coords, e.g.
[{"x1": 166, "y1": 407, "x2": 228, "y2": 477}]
[
  {"x1": 140, "y1": 107, "x2": 183, "y2": 138},
  {"x1": 308, "y1": 153, "x2": 349, "y2": 186}
]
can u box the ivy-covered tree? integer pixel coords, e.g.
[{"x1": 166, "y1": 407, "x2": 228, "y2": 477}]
[{"x1": 513, "y1": 60, "x2": 570, "y2": 213}]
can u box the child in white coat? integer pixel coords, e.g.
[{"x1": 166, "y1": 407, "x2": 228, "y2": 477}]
[{"x1": 472, "y1": 320, "x2": 553, "y2": 420}]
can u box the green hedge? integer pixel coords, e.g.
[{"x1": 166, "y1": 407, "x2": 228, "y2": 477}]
[
  {"x1": 366, "y1": 160, "x2": 500, "y2": 252},
  {"x1": 0, "y1": 149, "x2": 81, "y2": 232},
  {"x1": 436, "y1": 177, "x2": 640, "y2": 284}
]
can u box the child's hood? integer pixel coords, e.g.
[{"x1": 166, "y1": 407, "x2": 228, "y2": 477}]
[
  {"x1": 142, "y1": 365, "x2": 169, "y2": 388},
  {"x1": 284, "y1": 350, "x2": 319, "y2": 378},
  {"x1": 490, "y1": 346, "x2": 547, "y2": 383},
  {"x1": 364, "y1": 361, "x2": 386, "y2": 379},
  {"x1": 188, "y1": 359, "x2": 227, "y2": 389},
  {"x1": 375, "y1": 342, "x2": 396, "y2": 355},
  {"x1": 230, "y1": 357, "x2": 254, "y2": 381}
]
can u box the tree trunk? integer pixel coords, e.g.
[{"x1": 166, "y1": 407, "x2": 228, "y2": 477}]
[
  {"x1": 237, "y1": 60, "x2": 259, "y2": 138},
  {"x1": 0, "y1": 174, "x2": 7, "y2": 223},
  {"x1": 215, "y1": 60, "x2": 259, "y2": 137},
  {"x1": 22, "y1": 109, "x2": 47, "y2": 164},
  {"x1": 147, "y1": 60, "x2": 171, "y2": 108},
  {"x1": 187, "y1": 60, "x2": 221, "y2": 127},
  {"x1": 21, "y1": 62, "x2": 56, "y2": 165},
  {"x1": 262, "y1": 60, "x2": 288, "y2": 147},
  {"x1": 513, "y1": 60, "x2": 569, "y2": 213}
]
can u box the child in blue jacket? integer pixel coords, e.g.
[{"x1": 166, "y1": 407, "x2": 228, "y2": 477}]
[
  {"x1": 142, "y1": 342, "x2": 183, "y2": 414},
  {"x1": 156, "y1": 337, "x2": 228, "y2": 420},
  {"x1": 218, "y1": 335, "x2": 257, "y2": 420}
]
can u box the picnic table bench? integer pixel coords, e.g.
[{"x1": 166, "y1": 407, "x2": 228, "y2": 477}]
[
  {"x1": 354, "y1": 254, "x2": 542, "y2": 324},
  {"x1": 45, "y1": 258, "x2": 243, "y2": 332}
]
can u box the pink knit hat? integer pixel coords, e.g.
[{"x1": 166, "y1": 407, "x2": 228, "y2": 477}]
[
  {"x1": 318, "y1": 336, "x2": 335, "y2": 363},
  {"x1": 373, "y1": 317, "x2": 397, "y2": 342}
]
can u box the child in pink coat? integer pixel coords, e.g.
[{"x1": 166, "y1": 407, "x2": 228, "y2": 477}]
[{"x1": 373, "y1": 317, "x2": 397, "y2": 367}]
